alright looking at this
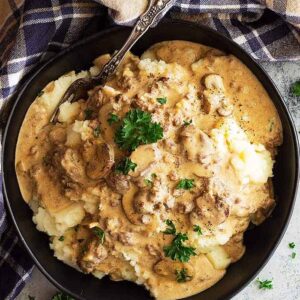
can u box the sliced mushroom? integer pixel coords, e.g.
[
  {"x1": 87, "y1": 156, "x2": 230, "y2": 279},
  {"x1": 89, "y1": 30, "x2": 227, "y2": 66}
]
[
  {"x1": 203, "y1": 74, "x2": 225, "y2": 91},
  {"x1": 153, "y1": 259, "x2": 194, "y2": 281},
  {"x1": 77, "y1": 238, "x2": 108, "y2": 273},
  {"x1": 122, "y1": 185, "x2": 157, "y2": 231},
  {"x1": 106, "y1": 172, "x2": 130, "y2": 194},
  {"x1": 190, "y1": 193, "x2": 230, "y2": 228},
  {"x1": 202, "y1": 74, "x2": 233, "y2": 116},
  {"x1": 84, "y1": 142, "x2": 114, "y2": 180},
  {"x1": 122, "y1": 184, "x2": 142, "y2": 225},
  {"x1": 217, "y1": 99, "x2": 234, "y2": 117}
]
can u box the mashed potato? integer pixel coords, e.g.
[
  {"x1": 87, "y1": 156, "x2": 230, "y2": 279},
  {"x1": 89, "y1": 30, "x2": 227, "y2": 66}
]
[
  {"x1": 34, "y1": 203, "x2": 85, "y2": 236},
  {"x1": 211, "y1": 118, "x2": 274, "y2": 184}
]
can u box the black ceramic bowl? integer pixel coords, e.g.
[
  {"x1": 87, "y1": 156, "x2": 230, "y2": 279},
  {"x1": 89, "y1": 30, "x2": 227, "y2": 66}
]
[{"x1": 2, "y1": 20, "x2": 299, "y2": 300}]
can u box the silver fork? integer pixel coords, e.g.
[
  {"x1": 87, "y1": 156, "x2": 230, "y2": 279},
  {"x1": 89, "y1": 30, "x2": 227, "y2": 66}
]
[{"x1": 50, "y1": 0, "x2": 176, "y2": 123}]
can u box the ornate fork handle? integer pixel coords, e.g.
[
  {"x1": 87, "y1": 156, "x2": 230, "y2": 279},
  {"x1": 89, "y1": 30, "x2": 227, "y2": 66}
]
[{"x1": 93, "y1": 0, "x2": 175, "y2": 85}]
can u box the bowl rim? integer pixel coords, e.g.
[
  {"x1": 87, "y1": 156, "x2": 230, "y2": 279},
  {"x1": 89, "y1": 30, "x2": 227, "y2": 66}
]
[{"x1": 2, "y1": 19, "x2": 300, "y2": 300}]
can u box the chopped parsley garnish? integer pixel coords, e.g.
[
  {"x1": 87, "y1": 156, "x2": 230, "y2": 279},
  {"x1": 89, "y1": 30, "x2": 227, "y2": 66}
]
[
  {"x1": 163, "y1": 219, "x2": 176, "y2": 235},
  {"x1": 144, "y1": 178, "x2": 153, "y2": 186},
  {"x1": 52, "y1": 292, "x2": 75, "y2": 300},
  {"x1": 291, "y1": 80, "x2": 300, "y2": 96},
  {"x1": 183, "y1": 120, "x2": 192, "y2": 126},
  {"x1": 289, "y1": 242, "x2": 296, "y2": 258},
  {"x1": 175, "y1": 268, "x2": 192, "y2": 283},
  {"x1": 107, "y1": 113, "x2": 120, "y2": 125},
  {"x1": 163, "y1": 232, "x2": 196, "y2": 263},
  {"x1": 115, "y1": 109, "x2": 163, "y2": 152},
  {"x1": 28, "y1": 296, "x2": 35, "y2": 300},
  {"x1": 193, "y1": 225, "x2": 202, "y2": 235},
  {"x1": 84, "y1": 108, "x2": 93, "y2": 120},
  {"x1": 256, "y1": 278, "x2": 273, "y2": 290},
  {"x1": 115, "y1": 158, "x2": 137, "y2": 175},
  {"x1": 176, "y1": 179, "x2": 195, "y2": 190},
  {"x1": 37, "y1": 90, "x2": 44, "y2": 97},
  {"x1": 157, "y1": 97, "x2": 167, "y2": 105},
  {"x1": 92, "y1": 227, "x2": 105, "y2": 244},
  {"x1": 93, "y1": 126, "x2": 101, "y2": 137},
  {"x1": 162, "y1": 220, "x2": 196, "y2": 262},
  {"x1": 58, "y1": 236, "x2": 64, "y2": 242},
  {"x1": 289, "y1": 242, "x2": 296, "y2": 249},
  {"x1": 144, "y1": 173, "x2": 157, "y2": 186}
]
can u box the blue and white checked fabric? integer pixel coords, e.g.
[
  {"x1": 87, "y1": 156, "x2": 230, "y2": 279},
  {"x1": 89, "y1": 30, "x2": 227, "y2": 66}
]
[{"x1": 0, "y1": 0, "x2": 299, "y2": 299}]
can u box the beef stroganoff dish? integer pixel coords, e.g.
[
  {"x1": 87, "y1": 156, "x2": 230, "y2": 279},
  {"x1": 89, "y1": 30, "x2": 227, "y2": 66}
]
[{"x1": 15, "y1": 41, "x2": 282, "y2": 300}]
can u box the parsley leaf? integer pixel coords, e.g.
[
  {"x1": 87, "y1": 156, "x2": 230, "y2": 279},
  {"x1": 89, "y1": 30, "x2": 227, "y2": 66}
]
[
  {"x1": 115, "y1": 158, "x2": 137, "y2": 175},
  {"x1": 115, "y1": 109, "x2": 163, "y2": 152},
  {"x1": 28, "y1": 296, "x2": 35, "y2": 300},
  {"x1": 289, "y1": 242, "x2": 296, "y2": 249},
  {"x1": 51, "y1": 292, "x2": 74, "y2": 300},
  {"x1": 291, "y1": 81, "x2": 300, "y2": 96},
  {"x1": 58, "y1": 236, "x2": 64, "y2": 241},
  {"x1": 289, "y1": 242, "x2": 296, "y2": 258},
  {"x1": 107, "y1": 113, "x2": 120, "y2": 125},
  {"x1": 176, "y1": 179, "x2": 195, "y2": 190},
  {"x1": 257, "y1": 278, "x2": 273, "y2": 290},
  {"x1": 157, "y1": 97, "x2": 167, "y2": 105},
  {"x1": 144, "y1": 178, "x2": 153, "y2": 186},
  {"x1": 183, "y1": 120, "x2": 192, "y2": 126},
  {"x1": 162, "y1": 221, "x2": 196, "y2": 262},
  {"x1": 163, "y1": 233, "x2": 196, "y2": 263},
  {"x1": 193, "y1": 225, "x2": 202, "y2": 235},
  {"x1": 93, "y1": 126, "x2": 101, "y2": 137},
  {"x1": 84, "y1": 108, "x2": 94, "y2": 120},
  {"x1": 144, "y1": 173, "x2": 157, "y2": 186},
  {"x1": 92, "y1": 227, "x2": 105, "y2": 244},
  {"x1": 163, "y1": 219, "x2": 176, "y2": 235},
  {"x1": 175, "y1": 268, "x2": 192, "y2": 283}
]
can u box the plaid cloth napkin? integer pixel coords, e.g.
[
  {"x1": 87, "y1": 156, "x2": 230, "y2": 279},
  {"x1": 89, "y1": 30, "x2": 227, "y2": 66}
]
[{"x1": 0, "y1": 0, "x2": 299, "y2": 299}]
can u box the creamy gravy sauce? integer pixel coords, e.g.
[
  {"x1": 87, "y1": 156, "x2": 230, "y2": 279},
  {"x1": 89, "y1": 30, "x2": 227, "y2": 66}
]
[{"x1": 15, "y1": 41, "x2": 282, "y2": 300}]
